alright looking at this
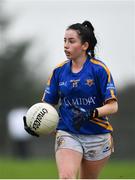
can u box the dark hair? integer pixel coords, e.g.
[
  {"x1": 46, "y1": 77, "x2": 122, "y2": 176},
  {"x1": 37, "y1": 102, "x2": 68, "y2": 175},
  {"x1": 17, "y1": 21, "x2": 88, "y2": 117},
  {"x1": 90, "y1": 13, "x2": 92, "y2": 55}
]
[{"x1": 67, "y1": 21, "x2": 97, "y2": 58}]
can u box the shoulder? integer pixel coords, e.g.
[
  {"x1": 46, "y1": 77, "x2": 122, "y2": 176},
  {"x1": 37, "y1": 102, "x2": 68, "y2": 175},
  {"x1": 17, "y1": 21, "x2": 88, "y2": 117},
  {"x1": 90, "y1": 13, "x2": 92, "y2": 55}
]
[
  {"x1": 51, "y1": 59, "x2": 69, "y2": 74},
  {"x1": 50, "y1": 59, "x2": 70, "y2": 78},
  {"x1": 55, "y1": 59, "x2": 70, "y2": 70},
  {"x1": 47, "y1": 60, "x2": 69, "y2": 85},
  {"x1": 90, "y1": 58, "x2": 111, "y2": 76}
]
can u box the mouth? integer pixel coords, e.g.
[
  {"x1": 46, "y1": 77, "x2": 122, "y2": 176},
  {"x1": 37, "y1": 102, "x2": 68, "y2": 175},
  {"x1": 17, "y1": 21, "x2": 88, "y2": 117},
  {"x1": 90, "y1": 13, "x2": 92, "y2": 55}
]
[{"x1": 64, "y1": 50, "x2": 71, "y2": 57}]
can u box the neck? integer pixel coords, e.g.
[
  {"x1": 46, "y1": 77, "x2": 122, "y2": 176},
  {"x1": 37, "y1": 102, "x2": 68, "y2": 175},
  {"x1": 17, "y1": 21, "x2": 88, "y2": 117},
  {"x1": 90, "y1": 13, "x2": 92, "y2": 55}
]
[
  {"x1": 71, "y1": 54, "x2": 88, "y2": 73},
  {"x1": 72, "y1": 54, "x2": 88, "y2": 68}
]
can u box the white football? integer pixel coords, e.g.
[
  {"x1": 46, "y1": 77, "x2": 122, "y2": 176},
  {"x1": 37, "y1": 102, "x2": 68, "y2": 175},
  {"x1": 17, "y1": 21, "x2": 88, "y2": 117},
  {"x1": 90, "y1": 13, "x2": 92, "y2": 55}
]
[{"x1": 26, "y1": 102, "x2": 59, "y2": 135}]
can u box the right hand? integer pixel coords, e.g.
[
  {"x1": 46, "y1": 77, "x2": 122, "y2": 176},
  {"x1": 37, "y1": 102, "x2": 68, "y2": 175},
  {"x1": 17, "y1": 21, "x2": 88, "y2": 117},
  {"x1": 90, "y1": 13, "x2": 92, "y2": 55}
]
[
  {"x1": 23, "y1": 116, "x2": 39, "y2": 137},
  {"x1": 71, "y1": 104, "x2": 93, "y2": 131}
]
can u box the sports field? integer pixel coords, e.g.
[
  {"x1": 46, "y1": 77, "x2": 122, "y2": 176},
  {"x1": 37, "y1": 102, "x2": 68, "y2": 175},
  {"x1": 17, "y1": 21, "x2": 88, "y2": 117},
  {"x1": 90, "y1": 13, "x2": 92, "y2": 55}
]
[{"x1": 0, "y1": 158, "x2": 134, "y2": 179}]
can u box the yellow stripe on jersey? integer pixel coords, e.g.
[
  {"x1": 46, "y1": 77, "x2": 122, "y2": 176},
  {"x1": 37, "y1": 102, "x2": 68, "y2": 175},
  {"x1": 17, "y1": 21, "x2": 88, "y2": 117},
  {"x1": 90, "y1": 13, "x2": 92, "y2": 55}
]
[
  {"x1": 55, "y1": 60, "x2": 69, "y2": 68},
  {"x1": 91, "y1": 59, "x2": 111, "y2": 82},
  {"x1": 110, "y1": 89, "x2": 115, "y2": 97},
  {"x1": 90, "y1": 118, "x2": 113, "y2": 131},
  {"x1": 110, "y1": 89, "x2": 117, "y2": 100},
  {"x1": 47, "y1": 72, "x2": 54, "y2": 86},
  {"x1": 47, "y1": 60, "x2": 69, "y2": 86},
  {"x1": 93, "y1": 117, "x2": 109, "y2": 125}
]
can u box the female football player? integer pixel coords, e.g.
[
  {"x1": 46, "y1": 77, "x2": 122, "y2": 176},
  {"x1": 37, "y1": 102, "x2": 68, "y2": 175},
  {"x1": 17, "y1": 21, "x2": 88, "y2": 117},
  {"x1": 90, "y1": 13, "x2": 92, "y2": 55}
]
[{"x1": 24, "y1": 20, "x2": 118, "y2": 179}]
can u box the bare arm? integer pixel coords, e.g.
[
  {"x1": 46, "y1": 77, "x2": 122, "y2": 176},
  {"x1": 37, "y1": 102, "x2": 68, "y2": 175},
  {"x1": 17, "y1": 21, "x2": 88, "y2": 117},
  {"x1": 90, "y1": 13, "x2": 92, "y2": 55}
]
[{"x1": 96, "y1": 99, "x2": 118, "y2": 117}]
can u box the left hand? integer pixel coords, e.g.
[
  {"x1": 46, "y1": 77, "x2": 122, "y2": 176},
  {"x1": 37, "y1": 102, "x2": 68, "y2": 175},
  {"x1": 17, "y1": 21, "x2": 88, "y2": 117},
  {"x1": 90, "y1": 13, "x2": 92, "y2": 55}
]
[{"x1": 71, "y1": 104, "x2": 93, "y2": 131}]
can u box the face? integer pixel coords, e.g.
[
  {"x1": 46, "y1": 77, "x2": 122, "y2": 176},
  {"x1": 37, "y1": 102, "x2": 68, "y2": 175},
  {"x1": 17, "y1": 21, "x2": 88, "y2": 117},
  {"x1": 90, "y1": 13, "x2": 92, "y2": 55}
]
[{"x1": 64, "y1": 29, "x2": 88, "y2": 60}]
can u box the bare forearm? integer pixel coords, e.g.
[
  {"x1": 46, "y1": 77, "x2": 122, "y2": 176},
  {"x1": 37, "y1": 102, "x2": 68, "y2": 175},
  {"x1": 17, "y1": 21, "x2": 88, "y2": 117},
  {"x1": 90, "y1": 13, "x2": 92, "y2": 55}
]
[{"x1": 96, "y1": 100, "x2": 118, "y2": 117}]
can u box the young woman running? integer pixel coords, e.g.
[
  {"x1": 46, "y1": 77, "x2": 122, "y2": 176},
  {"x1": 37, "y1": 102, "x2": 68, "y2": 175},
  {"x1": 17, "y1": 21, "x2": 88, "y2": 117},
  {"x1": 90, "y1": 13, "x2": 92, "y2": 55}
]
[{"x1": 25, "y1": 20, "x2": 118, "y2": 179}]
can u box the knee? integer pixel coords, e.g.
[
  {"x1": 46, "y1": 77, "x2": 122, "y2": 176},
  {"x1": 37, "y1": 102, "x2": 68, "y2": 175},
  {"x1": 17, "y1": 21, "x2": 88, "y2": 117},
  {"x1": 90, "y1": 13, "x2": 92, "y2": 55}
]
[{"x1": 59, "y1": 170, "x2": 76, "y2": 179}]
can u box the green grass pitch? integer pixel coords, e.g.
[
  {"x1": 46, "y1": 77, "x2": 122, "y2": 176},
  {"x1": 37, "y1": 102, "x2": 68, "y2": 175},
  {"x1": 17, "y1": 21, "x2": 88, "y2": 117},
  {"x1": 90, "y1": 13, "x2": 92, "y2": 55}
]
[{"x1": 0, "y1": 158, "x2": 134, "y2": 179}]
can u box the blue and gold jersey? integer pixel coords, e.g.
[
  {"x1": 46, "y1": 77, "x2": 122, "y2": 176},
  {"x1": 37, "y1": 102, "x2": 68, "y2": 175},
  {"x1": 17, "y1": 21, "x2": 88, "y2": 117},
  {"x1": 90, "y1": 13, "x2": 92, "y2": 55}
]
[{"x1": 43, "y1": 56, "x2": 117, "y2": 135}]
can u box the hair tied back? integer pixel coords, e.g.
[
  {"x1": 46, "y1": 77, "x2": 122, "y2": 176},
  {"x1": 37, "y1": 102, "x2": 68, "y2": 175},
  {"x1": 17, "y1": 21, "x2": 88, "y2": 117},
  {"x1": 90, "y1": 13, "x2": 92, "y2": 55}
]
[{"x1": 82, "y1": 20, "x2": 94, "y2": 32}]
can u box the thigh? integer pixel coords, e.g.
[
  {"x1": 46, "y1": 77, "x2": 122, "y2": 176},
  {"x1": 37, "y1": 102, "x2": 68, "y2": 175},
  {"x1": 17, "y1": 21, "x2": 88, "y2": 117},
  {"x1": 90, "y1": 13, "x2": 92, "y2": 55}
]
[
  {"x1": 80, "y1": 155, "x2": 110, "y2": 179},
  {"x1": 79, "y1": 133, "x2": 113, "y2": 179},
  {"x1": 55, "y1": 130, "x2": 83, "y2": 179},
  {"x1": 56, "y1": 148, "x2": 83, "y2": 179}
]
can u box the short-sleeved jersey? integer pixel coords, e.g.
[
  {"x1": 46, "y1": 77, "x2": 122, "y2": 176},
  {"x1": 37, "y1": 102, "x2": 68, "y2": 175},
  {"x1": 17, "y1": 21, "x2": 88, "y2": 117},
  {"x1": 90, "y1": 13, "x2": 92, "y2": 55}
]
[{"x1": 43, "y1": 56, "x2": 117, "y2": 135}]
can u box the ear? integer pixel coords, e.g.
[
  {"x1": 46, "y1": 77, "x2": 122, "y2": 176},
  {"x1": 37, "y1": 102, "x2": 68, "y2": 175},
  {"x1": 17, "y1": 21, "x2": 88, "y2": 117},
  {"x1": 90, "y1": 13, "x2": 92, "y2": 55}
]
[{"x1": 82, "y1": 42, "x2": 89, "y2": 51}]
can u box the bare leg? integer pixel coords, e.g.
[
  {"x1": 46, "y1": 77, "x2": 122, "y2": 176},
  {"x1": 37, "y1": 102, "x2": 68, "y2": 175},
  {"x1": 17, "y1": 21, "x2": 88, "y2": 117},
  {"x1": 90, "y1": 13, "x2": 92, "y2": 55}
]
[
  {"x1": 80, "y1": 156, "x2": 110, "y2": 179},
  {"x1": 56, "y1": 148, "x2": 83, "y2": 179}
]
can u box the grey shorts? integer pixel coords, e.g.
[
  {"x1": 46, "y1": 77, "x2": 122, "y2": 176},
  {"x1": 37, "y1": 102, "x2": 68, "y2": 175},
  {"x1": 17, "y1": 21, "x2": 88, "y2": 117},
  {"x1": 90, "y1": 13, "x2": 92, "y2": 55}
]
[{"x1": 55, "y1": 130, "x2": 114, "y2": 161}]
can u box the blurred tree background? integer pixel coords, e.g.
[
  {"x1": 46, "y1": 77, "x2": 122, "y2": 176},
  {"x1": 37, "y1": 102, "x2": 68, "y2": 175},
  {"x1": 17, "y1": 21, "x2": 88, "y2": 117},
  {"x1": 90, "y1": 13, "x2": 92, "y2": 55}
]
[
  {"x1": 0, "y1": 1, "x2": 135, "y2": 161},
  {"x1": 0, "y1": 2, "x2": 54, "y2": 158}
]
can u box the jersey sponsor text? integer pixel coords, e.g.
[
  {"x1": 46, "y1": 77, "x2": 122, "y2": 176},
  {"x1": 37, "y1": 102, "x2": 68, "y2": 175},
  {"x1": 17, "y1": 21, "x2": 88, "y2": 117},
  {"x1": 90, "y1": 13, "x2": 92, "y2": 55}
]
[{"x1": 63, "y1": 96, "x2": 96, "y2": 106}]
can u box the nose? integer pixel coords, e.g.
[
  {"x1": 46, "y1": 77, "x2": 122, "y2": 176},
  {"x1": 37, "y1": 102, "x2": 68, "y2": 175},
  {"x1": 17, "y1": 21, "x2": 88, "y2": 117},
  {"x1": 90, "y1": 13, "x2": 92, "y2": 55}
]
[{"x1": 64, "y1": 41, "x2": 69, "y2": 49}]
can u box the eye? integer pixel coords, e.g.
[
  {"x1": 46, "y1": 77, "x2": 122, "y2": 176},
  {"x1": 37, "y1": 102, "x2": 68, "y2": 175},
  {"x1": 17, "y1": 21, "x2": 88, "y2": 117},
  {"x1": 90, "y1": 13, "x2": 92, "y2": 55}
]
[
  {"x1": 64, "y1": 38, "x2": 76, "y2": 44},
  {"x1": 69, "y1": 39, "x2": 76, "y2": 43}
]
